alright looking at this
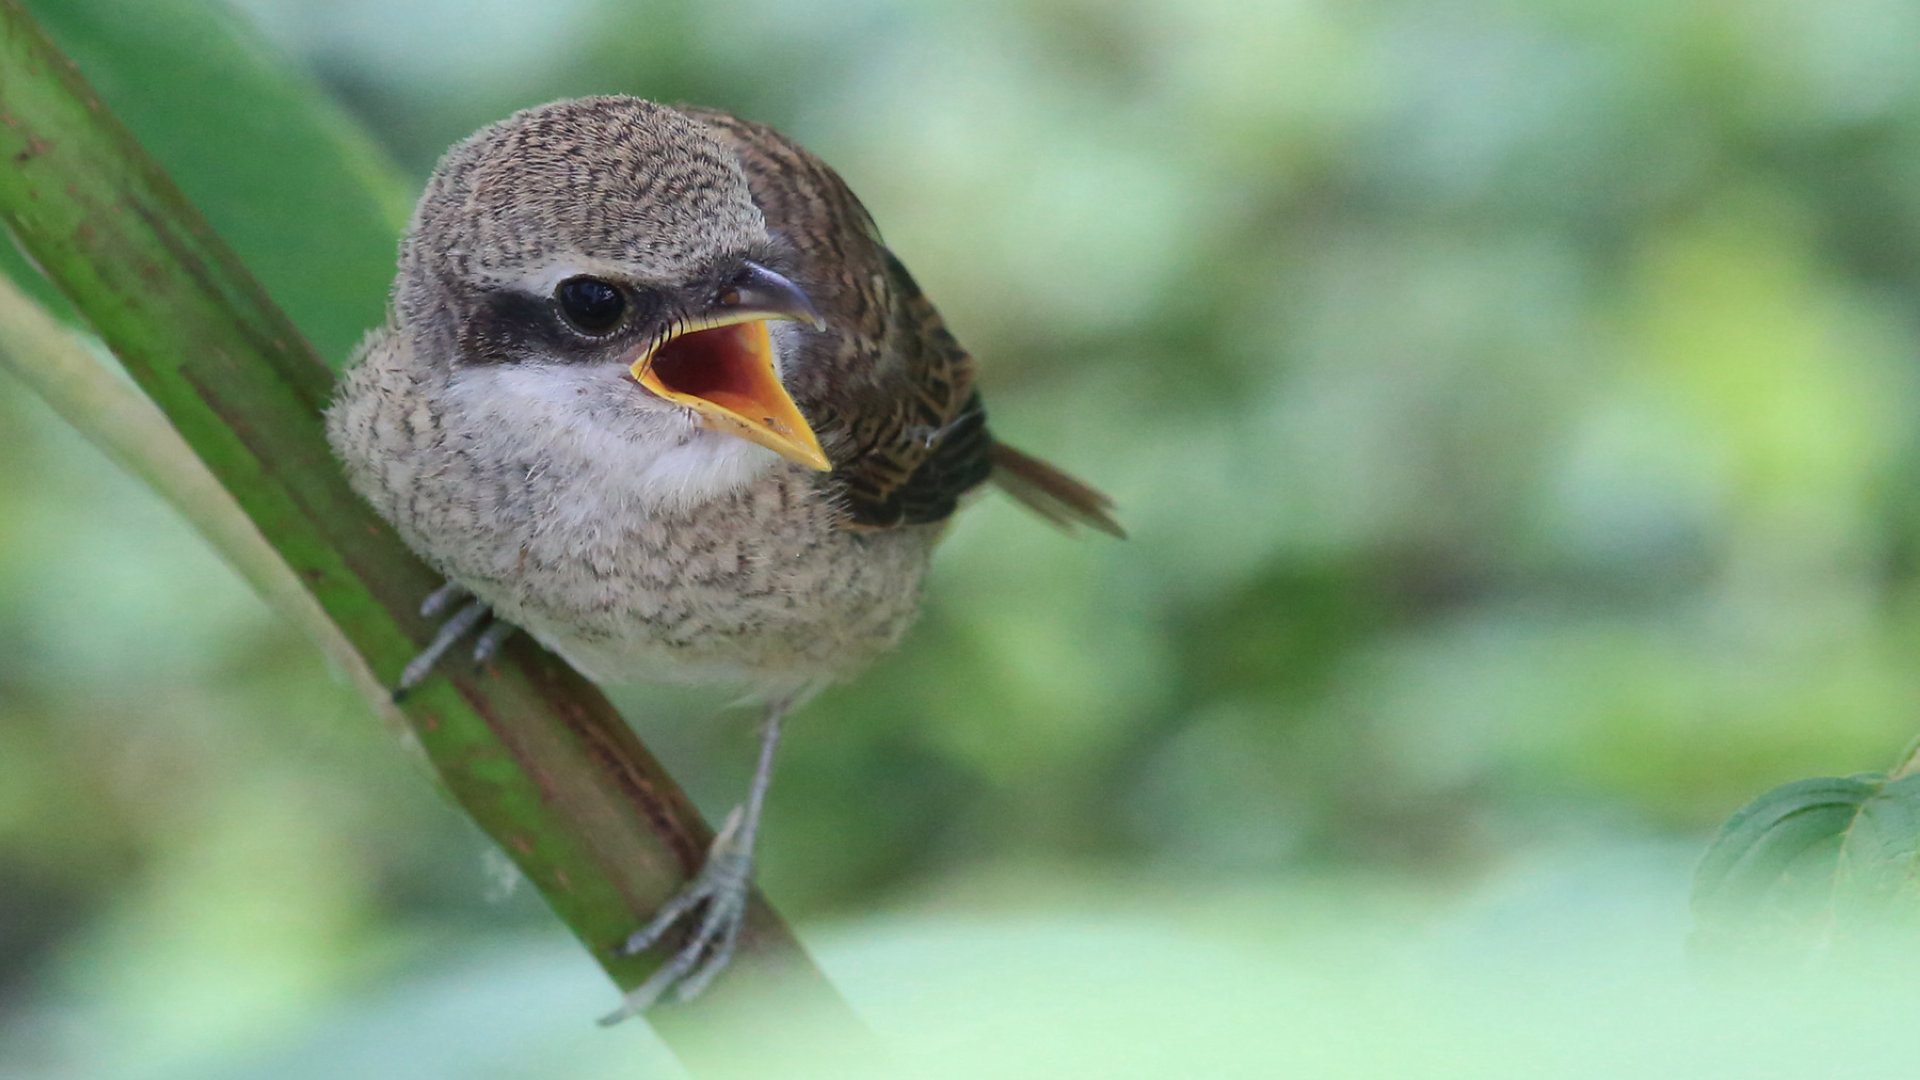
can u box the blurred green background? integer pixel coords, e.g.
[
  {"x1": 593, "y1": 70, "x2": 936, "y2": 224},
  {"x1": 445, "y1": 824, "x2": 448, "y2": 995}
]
[{"x1": 7, "y1": 0, "x2": 1920, "y2": 1075}]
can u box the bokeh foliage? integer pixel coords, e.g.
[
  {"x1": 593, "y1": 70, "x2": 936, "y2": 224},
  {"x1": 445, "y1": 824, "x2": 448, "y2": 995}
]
[{"x1": 8, "y1": 0, "x2": 1920, "y2": 1074}]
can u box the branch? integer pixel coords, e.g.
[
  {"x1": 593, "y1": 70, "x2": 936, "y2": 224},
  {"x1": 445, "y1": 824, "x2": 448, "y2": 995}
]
[{"x1": 0, "y1": 3, "x2": 873, "y2": 1070}]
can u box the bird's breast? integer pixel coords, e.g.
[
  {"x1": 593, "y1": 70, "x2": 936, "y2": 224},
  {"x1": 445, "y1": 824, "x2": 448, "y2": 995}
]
[{"x1": 472, "y1": 470, "x2": 939, "y2": 693}]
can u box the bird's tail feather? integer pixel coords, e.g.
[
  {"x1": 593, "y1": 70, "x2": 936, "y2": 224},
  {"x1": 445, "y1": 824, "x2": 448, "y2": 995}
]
[{"x1": 988, "y1": 442, "x2": 1126, "y2": 539}]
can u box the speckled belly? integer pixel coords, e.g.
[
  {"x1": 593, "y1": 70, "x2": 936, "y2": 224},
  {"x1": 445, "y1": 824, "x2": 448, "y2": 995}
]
[{"x1": 436, "y1": 472, "x2": 940, "y2": 694}]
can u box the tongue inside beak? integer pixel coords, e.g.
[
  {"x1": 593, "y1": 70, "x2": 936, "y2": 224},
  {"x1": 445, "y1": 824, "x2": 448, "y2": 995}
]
[{"x1": 631, "y1": 320, "x2": 831, "y2": 471}]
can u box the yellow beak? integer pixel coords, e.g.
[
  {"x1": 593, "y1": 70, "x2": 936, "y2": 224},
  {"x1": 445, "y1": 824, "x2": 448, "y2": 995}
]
[{"x1": 630, "y1": 315, "x2": 830, "y2": 472}]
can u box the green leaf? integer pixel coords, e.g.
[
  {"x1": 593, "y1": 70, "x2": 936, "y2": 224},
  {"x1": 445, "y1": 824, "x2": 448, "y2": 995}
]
[
  {"x1": 1831, "y1": 772, "x2": 1920, "y2": 927},
  {"x1": 18, "y1": 0, "x2": 411, "y2": 366},
  {"x1": 1692, "y1": 772, "x2": 1920, "y2": 964}
]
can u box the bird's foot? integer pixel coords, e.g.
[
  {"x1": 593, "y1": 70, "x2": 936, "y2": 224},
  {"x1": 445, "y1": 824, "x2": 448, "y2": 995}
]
[
  {"x1": 393, "y1": 581, "x2": 516, "y2": 697},
  {"x1": 600, "y1": 805, "x2": 757, "y2": 1022}
]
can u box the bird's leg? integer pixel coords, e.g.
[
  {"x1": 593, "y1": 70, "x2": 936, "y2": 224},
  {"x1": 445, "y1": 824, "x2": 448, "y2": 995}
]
[
  {"x1": 470, "y1": 619, "x2": 516, "y2": 666},
  {"x1": 394, "y1": 580, "x2": 519, "y2": 695},
  {"x1": 601, "y1": 698, "x2": 791, "y2": 1021},
  {"x1": 419, "y1": 580, "x2": 471, "y2": 618}
]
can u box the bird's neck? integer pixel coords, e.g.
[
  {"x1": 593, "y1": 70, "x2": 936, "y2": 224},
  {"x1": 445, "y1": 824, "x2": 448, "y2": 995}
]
[{"x1": 439, "y1": 361, "x2": 783, "y2": 516}]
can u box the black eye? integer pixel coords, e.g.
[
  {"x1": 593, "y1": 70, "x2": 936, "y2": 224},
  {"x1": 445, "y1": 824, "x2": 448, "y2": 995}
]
[{"x1": 556, "y1": 276, "x2": 626, "y2": 334}]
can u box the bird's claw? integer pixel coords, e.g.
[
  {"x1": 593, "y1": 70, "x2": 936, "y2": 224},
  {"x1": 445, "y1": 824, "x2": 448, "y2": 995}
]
[
  {"x1": 600, "y1": 806, "x2": 756, "y2": 1022},
  {"x1": 471, "y1": 619, "x2": 515, "y2": 665},
  {"x1": 393, "y1": 580, "x2": 515, "y2": 697},
  {"x1": 418, "y1": 580, "x2": 471, "y2": 619}
]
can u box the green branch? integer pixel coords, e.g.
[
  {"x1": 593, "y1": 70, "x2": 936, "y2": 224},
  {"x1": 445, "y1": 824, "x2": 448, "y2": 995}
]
[{"x1": 0, "y1": 2, "x2": 873, "y2": 1070}]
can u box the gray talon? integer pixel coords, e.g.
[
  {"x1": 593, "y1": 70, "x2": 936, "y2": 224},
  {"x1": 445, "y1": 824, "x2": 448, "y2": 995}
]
[
  {"x1": 398, "y1": 596, "x2": 489, "y2": 691},
  {"x1": 471, "y1": 620, "x2": 516, "y2": 666},
  {"x1": 601, "y1": 699, "x2": 792, "y2": 1022},
  {"x1": 419, "y1": 580, "x2": 471, "y2": 619},
  {"x1": 600, "y1": 811, "x2": 755, "y2": 1022}
]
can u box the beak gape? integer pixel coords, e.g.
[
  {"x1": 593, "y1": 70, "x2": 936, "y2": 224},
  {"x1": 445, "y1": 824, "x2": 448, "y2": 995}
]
[{"x1": 629, "y1": 263, "x2": 830, "y2": 472}]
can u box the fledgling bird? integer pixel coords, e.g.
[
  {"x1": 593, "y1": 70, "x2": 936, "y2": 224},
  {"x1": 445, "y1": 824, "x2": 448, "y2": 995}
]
[{"x1": 326, "y1": 96, "x2": 1119, "y2": 1019}]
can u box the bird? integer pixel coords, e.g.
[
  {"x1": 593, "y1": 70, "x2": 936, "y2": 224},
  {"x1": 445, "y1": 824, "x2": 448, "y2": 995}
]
[{"x1": 325, "y1": 95, "x2": 1121, "y2": 1020}]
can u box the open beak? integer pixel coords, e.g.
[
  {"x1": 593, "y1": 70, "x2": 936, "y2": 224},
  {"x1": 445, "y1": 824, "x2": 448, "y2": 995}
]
[{"x1": 628, "y1": 262, "x2": 831, "y2": 472}]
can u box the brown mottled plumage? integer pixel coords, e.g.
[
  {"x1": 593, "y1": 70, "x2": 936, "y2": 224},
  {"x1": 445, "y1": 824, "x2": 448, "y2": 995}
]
[
  {"x1": 684, "y1": 105, "x2": 1119, "y2": 533},
  {"x1": 325, "y1": 96, "x2": 1117, "y2": 1018}
]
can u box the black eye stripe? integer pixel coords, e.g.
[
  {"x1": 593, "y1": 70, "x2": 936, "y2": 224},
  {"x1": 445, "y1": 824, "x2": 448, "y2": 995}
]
[
  {"x1": 459, "y1": 289, "x2": 567, "y2": 366},
  {"x1": 459, "y1": 279, "x2": 674, "y2": 367},
  {"x1": 556, "y1": 276, "x2": 626, "y2": 334}
]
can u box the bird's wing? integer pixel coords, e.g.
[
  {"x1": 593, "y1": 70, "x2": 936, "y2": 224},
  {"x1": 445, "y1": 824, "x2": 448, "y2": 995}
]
[
  {"x1": 819, "y1": 244, "x2": 1001, "y2": 528},
  {"x1": 685, "y1": 106, "x2": 991, "y2": 528},
  {"x1": 687, "y1": 107, "x2": 1122, "y2": 536}
]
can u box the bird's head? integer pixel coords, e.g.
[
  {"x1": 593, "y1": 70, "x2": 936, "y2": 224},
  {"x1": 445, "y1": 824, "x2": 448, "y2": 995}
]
[{"x1": 393, "y1": 96, "x2": 831, "y2": 481}]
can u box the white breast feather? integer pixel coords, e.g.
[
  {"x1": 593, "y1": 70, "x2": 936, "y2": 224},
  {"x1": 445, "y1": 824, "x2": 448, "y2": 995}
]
[{"x1": 443, "y1": 363, "x2": 778, "y2": 532}]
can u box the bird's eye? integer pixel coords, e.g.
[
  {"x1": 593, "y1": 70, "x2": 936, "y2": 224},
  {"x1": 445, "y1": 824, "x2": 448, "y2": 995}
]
[{"x1": 556, "y1": 276, "x2": 626, "y2": 334}]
